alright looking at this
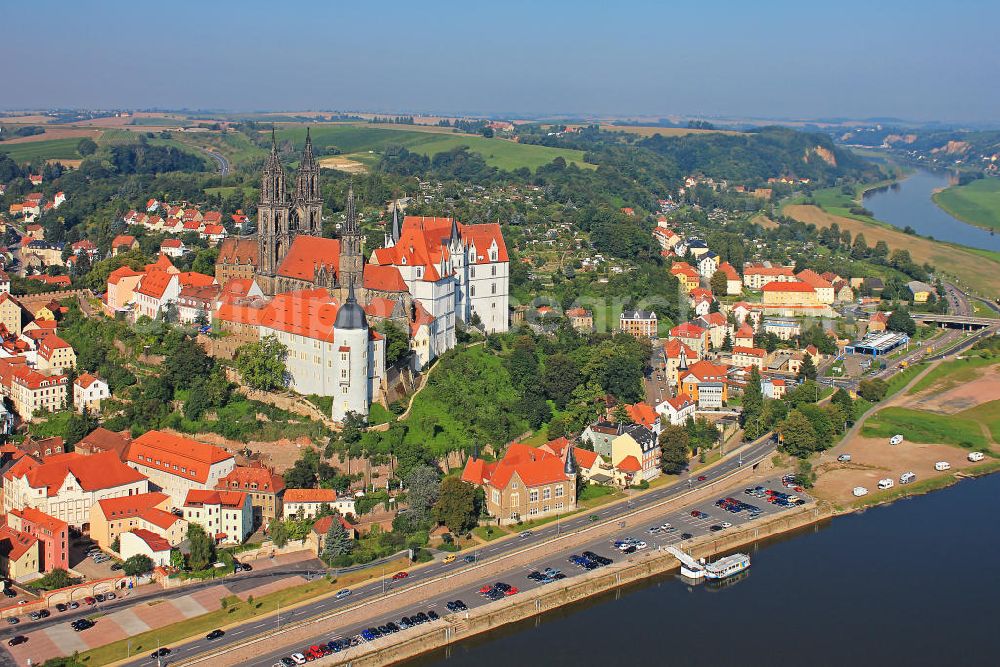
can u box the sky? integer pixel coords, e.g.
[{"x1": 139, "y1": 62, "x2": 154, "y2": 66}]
[{"x1": 4, "y1": 0, "x2": 999, "y2": 123}]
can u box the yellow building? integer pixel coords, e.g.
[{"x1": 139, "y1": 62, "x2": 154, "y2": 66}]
[
  {"x1": 36, "y1": 335, "x2": 76, "y2": 372},
  {"x1": 89, "y1": 491, "x2": 187, "y2": 551},
  {"x1": 0, "y1": 526, "x2": 39, "y2": 579},
  {"x1": 670, "y1": 262, "x2": 701, "y2": 293},
  {"x1": 0, "y1": 293, "x2": 32, "y2": 336}
]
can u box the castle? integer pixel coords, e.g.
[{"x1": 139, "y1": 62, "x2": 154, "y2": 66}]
[{"x1": 214, "y1": 129, "x2": 510, "y2": 421}]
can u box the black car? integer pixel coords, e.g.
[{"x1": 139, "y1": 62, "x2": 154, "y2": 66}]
[
  {"x1": 37, "y1": 609, "x2": 50, "y2": 619},
  {"x1": 378, "y1": 624, "x2": 390, "y2": 635},
  {"x1": 111, "y1": 563, "x2": 123, "y2": 571},
  {"x1": 72, "y1": 619, "x2": 95, "y2": 632},
  {"x1": 386, "y1": 622, "x2": 400, "y2": 633},
  {"x1": 493, "y1": 582, "x2": 511, "y2": 592},
  {"x1": 55, "y1": 603, "x2": 67, "y2": 612},
  {"x1": 150, "y1": 648, "x2": 171, "y2": 658},
  {"x1": 681, "y1": 532, "x2": 693, "y2": 540},
  {"x1": 6, "y1": 617, "x2": 18, "y2": 625},
  {"x1": 95, "y1": 594, "x2": 106, "y2": 603},
  {"x1": 206, "y1": 629, "x2": 225, "y2": 641},
  {"x1": 7, "y1": 636, "x2": 27, "y2": 647},
  {"x1": 463, "y1": 555, "x2": 476, "y2": 563},
  {"x1": 3, "y1": 588, "x2": 16, "y2": 598},
  {"x1": 415, "y1": 612, "x2": 430, "y2": 623},
  {"x1": 427, "y1": 610, "x2": 439, "y2": 621}
]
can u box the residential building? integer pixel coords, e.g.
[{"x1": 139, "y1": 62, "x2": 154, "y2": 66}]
[
  {"x1": 731, "y1": 346, "x2": 767, "y2": 369},
  {"x1": 620, "y1": 309, "x2": 657, "y2": 338},
  {"x1": 308, "y1": 514, "x2": 356, "y2": 557},
  {"x1": 75, "y1": 427, "x2": 131, "y2": 460},
  {"x1": 868, "y1": 311, "x2": 888, "y2": 333},
  {"x1": 90, "y1": 492, "x2": 186, "y2": 551},
  {"x1": 6, "y1": 507, "x2": 68, "y2": 572},
  {"x1": 0, "y1": 526, "x2": 39, "y2": 580},
  {"x1": 670, "y1": 262, "x2": 701, "y2": 293},
  {"x1": 73, "y1": 373, "x2": 110, "y2": 413},
  {"x1": 663, "y1": 339, "x2": 698, "y2": 386},
  {"x1": 111, "y1": 235, "x2": 138, "y2": 255},
  {"x1": 718, "y1": 261, "x2": 742, "y2": 295},
  {"x1": 3, "y1": 451, "x2": 149, "y2": 528},
  {"x1": 120, "y1": 529, "x2": 172, "y2": 567},
  {"x1": 761, "y1": 280, "x2": 821, "y2": 312},
  {"x1": 695, "y1": 312, "x2": 732, "y2": 349},
  {"x1": 762, "y1": 377, "x2": 788, "y2": 400},
  {"x1": 160, "y1": 239, "x2": 187, "y2": 258},
  {"x1": 656, "y1": 393, "x2": 697, "y2": 426},
  {"x1": 282, "y1": 488, "x2": 355, "y2": 519},
  {"x1": 182, "y1": 489, "x2": 253, "y2": 545},
  {"x1": 580, "y1": 421, "x2": 624, "y2": 458},
  {"x1": 734, "y1": 322, "x2": 755, "y2": 348},
  {"x1": 565, "y1": 307, "x2": 593, "y2": 333},
  {"x1": 461, "y1": 443, "x2": 577, "y2": 525},
  {"x1": 698, "y1": 251, "x2": 720, "y2": 279},
  {"x1": 216, "y1": 465, "x2": 285, "y2": 529},
  {"x1": 609, "y1": 402, "x2": 661, "y2": 436},
  {"x1": 36, "y1": 334, "x2": 76, "y2": 372},
  {"x1": 106, "y1": 266, "x2": 144, "y2": 313},
  {"x1": 679, "y1": 360, "x2": 729, "y2": 408},
  {"x1": 4, "y1": 362, "x2": 68, "y2": 420},
  {"x1": 669, "y1": 322, "x2": 708, "y2": 357},
  {"x1": 796, "y1": 269, "x2": 835, "y2": 304},
  {"x1": 126, "y1": 430, "x2": 236, "y2": 509},
  {"x1": 0, "y1": 293, "x2": 33, "y2": 337},
  {"x1": 763, "y1": 318, "x2": 801, "y2": 340},
  {"x1": 610, "y1": 425, "x2": 661, "y2": 482},
  {"x1": 743, "y1": 263, "x2": 796, "y2": 290}
]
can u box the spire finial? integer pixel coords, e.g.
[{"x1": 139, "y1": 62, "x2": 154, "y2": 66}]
[{"x1": 271, "y1": 127, "x2": 277, "y2": 151}]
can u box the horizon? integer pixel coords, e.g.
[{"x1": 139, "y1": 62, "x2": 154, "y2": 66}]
[{"x1": 2, "y1": 0, "x2": 998, "y2": 124}]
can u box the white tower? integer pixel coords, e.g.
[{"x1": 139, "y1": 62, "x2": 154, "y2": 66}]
[{"x1": 331, "y1": 282, "x2": 371, "y2": 423}]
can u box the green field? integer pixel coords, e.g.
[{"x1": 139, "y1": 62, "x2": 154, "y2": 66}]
[
  {"x1": 277, "y1": 124, "x2": 593, "y2": 172},
  {"x1": 933, "y1": 178, "x2": 1000, "y2": 232},
  {"x1": 129, "y1": 116, "x2": 189, "y2": 127},
  {"x1": 861, "y1": 405, "x2": 988, "y2": 448},
  {"x1": 907, "y1": 355, "x2": 997, "y2": 395},
  {"x1": 0, "y1": 137, "x2": 85, "y2": 162}
]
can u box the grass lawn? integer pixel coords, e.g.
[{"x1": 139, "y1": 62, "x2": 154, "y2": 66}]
[
  {"x1": 472, "y1": 525, "x2": 510, "y2": 542},
  {"x1": 933, "y1": 178, "x2": 1000, "y2": 232},
  {"x1": 882, "y1": 362, "x2": 928, "y2": 398},
  {"x1": 960, "y1": 399, "x2": 1000, "y2": 443},
  {"x1": 368, "y1": 402, "x2": 393, "y2": 426},
  {"x1": 0, "y1": 137, "x2": 85, "y2": 162},
  {"x1": 907, "y1": 355, "x2": 997, "y2": 395},
  {"x1": 276, "y1": 124, "x2": 592, "y2": 172},
  {"x1": 861, "y1": 406, "x2": 987, "y2": 448}
]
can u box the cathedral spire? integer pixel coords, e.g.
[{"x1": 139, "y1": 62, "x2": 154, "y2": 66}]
[
  {"x1": 344, "y1": 184, "x2": 357, "y2": 234},
  {"x1": 301, "y1": 127, "x2": 316, "y2": 169},
  {"x1": 391, "y1": 202, "x2": 400, "y2": 243}
]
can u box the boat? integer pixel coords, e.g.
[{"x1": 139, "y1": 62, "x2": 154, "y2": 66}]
[{"x1": 703, "y1": 553, "x2": 751, "y2": 580}]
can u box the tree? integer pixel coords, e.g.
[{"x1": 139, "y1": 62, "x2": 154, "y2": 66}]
[
  {"x1": 741, "y1": 366, "x2": 764, "y2": 436},
  {"x1": 77, "y1": 138, "x2": 98, "y2": 156},
  {"x1": 611, "y1": 402, "x2": 632, "y2": 425},
  {"x1": 433, "y1": 477, "x2": 479, "y2": 534},
  {"x1": 710, "y1": 269, "x2": 728, "y2": 297},
  {"x1": 659, "y1": 424, "x2": 690, "y2": 474},
  {"x1": 378, "y1": 321, "x2": 410, "y2": 366},
  {"x1": 777, "y1": 409, "x2": 818, "y2": 458},
  {"x1": 541, "y1": 353, "x2": 582, "y2": 409},
  {"x1": 797, "y1": 354, "x2": 817, "y2": 381},
  {"x1": 186, "y1": 524, "x2": 216, "y2": 571},
  {"x1": 858, "y1": 378, "x2": 888, "y2": 402},
  {"x1": 404, "y1": 464, "x2": 440, "y2": 524},
  {"x1": 122, "y1": 554, "x2": 154, "y2": 576},
  {"x1": 270, "y1": 521, "x2": 289, "y2": 548},
  {"x1": 164, "y1": 337, "x2": 212, "y2": 390},
  {"x1": 235, "y1": 335, "x2": 288, "y2": 391},
  {"x1": 322, "y1": 515, "x2": 353, "y2": 562},
  {"x1": 832, "y1": 387, "x2": 856, "y2": 423},
  {"x1": 170, "y1": 549, "x2": 185, "y2": 570},
  {"x1": 721, "y1": 330, "x2": 733, "y2": 352},
  {"x1": 886, "y1": 308, "x2": 916, "y2": 336}
]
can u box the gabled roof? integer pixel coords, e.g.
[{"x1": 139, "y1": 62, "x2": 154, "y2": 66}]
[
  {"x1": 0, "y1": 526, "x2": 37, "y2": 562},
  {"x1": 663, "y1": 338, "x2": 697, "y2": 360},
  {"x1": 184, "y1": 489, "x2": 247, "y2": 509},
  {"x1": 461, "y1": 443, "x2": 568, "y2": 490},
  {"x1": 127, "y1": 430, "x2": 233, "y2": 484},
  {"x1": 661, "y1": 393, "x2": 695, "y2": 412},
  {"x1": 762, "y1": 280, "x2": 815, "y2": 293},
  {"x1": 616, "y1": 455, "x2": 642, "y2": 473},
  {"x1": 284, "y1": 488, "x2": 338, "y2": 504},
  {"x1": 9, "y1": 506, "x2": 68, "y2": 534},
  {"x1": 276, "y1": 235, "x2": 340, "y2": 281},
  {"x1": 95, "y1": 492, "x2": 177, "y2": 530},
  {"x1": 258, "y1": 289, "x2": 340, "y2": 343},
  {"x1": 736, "y1": 323, "x2": 755, "y2": 338},
  {"x1": 5, "y1": 451, "x2": 146, "y2": 496},
  {"x1": 112, "y1": 234, "x2": 137, "y2": 248},
  {"x1": 670, "y1": 322, "x2": 706, "y2": 338},
  {"x1": 718, "y1": 261, "x2": 740, "y2": 280},
  {"x1": 621, "y1": 403, "x2": 658, "y2": 429},
  {"x1": 796, "y1": 268, "x2": 833, "y2": 289},
  {"x1": 135, "y1": 270, "x2": 175, "y2": 299},
  {"x1": 74, "y1": 372, "x2": 105, "y2": 389},
  {"x1": 217, "y1": 466, "x2": 285, "y2": 494},
  {"x1": 128, "y1": 528, "x2": 172, "y2": 553},
  {"x1": 732, "y1": 345, "x2": 766, "y2": 357},
  {"x1": 312, "y1": 514, "x2": 353, "y2": 535},
  {"x1": 363, "y1": 264, "x2": 407, "y2": 292},
  {"x1": 681, "y1": 359, "x2": 729, "y2": 383},
  {"x1": 217, "y1": 238, "x2": 259, "y2": 266}
]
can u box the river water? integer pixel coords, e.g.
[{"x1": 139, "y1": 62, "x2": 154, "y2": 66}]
[
  {"x1": 409, "y1": 473, "x2": 1000, "y2": 667},
  {"x1": 863, "y1": 169, "x2": 1000, "y2": 252}
]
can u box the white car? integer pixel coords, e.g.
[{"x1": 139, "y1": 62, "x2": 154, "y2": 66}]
[
  {"x1": 889, "y1": 434, "x2": 904, "y2": 446},
  {"x1": 837, "y1": 454, "x2": 852, "y2": 462},
  {"x1": 852, "y1": 486, "x2": 869, "y2": 497},
  {"x1": 634, "y1": 541, "x2": 647, "y2": 550},
  {"x1": 290, "y1": 653, "x2": 306, "y2": 665},
  {"x1": 934, "y1": 461, "x2": 951, "y2": 471},
  {"x1": 720, "y1": 522, "x2": 733, "y2": 529}
]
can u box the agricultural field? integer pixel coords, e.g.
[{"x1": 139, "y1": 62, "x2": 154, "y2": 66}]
[
  {"x1": 593, "y1": 124, "x2": 741, "y2": 137},
  {"x1": 276, "y1": 124, "x2": 592, "y2": 172},
  {"x1": 0, "y1": 137, "x2": 90, "y2": 162},
  {"x1": 932, "y1": 178, "x2": 1000, "y2": 233}
]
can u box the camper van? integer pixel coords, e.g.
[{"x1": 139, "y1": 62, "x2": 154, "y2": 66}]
[
  {"x1": 852, "y1": 486, "x2": 869, "y2": 497},
  {"x1": 934, "y1": 461, "x2": 951, "y2": 472},
  {"x1": 878, "y1": 478, "x2": 894, "y2": 490},
  {"x1": 968, "y1": 451, "x2": 985, "y2": 462},
  {"x1": 899, "y1": 472, "x2": 916, "y2": 484},
  {"x1": 889, "y1": 434, "x2": 904, "y2": 446}
]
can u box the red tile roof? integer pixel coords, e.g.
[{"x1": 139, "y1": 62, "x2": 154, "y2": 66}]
[
  {"x1": 161, "y1": 239, "x2": 183, "y2": 248},
  {"x1": 135, "y1": 271, "x2": 175, "y2": 299},
  {"x1": 9, "y1": 506, "x2": 68, "y2": 534},
  {"x1": 217, "y1": 238, "x2": 259, "y2": 266},
  {"x1": 0, "y1": 526, "x2": 37, "y2": 561},
  {"x1": 108, "y1": 266, "x2": 144, "y2": 285},
  {"x1": 622, "y1": 403, "x2": 658, "y2": 429},
  {"x1": 258, "y1": 289, "x2": 341, "y2": 343},
  {"x1": 184, "y1": 489, "x2": 247, "y2": 509},
  {"x1": 127, "y1": 430, "x2": 233, "y2": 484},
  {"x1": 663, "y1": 338, "x2": 697, "y2": 360},
  {"x1": 670, "y1": 322, "x2": 706, "y2": 338},
  {"x1": 796, "y1": 268, "x2": 833, "y2": 289},
  {"x1": 129, "y1": 528, "x2": 172, "y2": 553},
  {"x1": 5, "y1": 451, "x2": 146, "y2": 496},
  {"x1": 217, "y1": 466, "x2": 285, "y2": 494},
  {"x1": 283, "y1": 488, "x2": 338, "y2": 504},
  {"x1": 732, "y1": 346, "x2": 766, "y2": 357},
  {"x1": 277, "y1": 236, "x2": 340, "y2": 282},
  {"x1": 74, "y1": 372, "x2": 102, "y2": 389},
  {"x1": 461, "y1": 443, "x2": 568, "y2": 489},
  {"x1": 363, "y1": 264, "x2": 407, "y2": 292},
  {"x1": 718, "y1": 261, "x2": 740, "y2": 280},
  {"x1": 96, "y1": 492, "x2": 177, "y2": 530},
  {"x1": 312, "y1": 514, "x2": 353, "y2": 535},
  {"x1": 616, "y1": 455, "x2": 642, "y2": 473},
  {"x1": 762, "y1": 280, "x2": 815, "y2": 293}
]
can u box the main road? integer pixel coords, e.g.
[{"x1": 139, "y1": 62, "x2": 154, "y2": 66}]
[{"x1": 114, "y1": 436, "x2": 782, "y2": 667}]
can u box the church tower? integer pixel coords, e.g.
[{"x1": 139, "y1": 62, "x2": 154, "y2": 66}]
[
  {"x1": 294, "y1": 128, "x2": 323, "y2": 237},
  {"x1": 258, "y1": 130, "x2": 291, "y2": 280},
  {"x1": 338, "y1": 184, "x2": 364, "y2": 296}
]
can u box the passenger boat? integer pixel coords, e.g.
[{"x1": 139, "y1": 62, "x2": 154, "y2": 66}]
[{"x1": 703, "y1": 553, "x2": 751, "y2": 580}]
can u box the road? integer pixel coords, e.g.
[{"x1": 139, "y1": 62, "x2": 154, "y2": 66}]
[
  {"x1": 203, "y1": 149, "x2": 230, "y2": 176},
  {"x1": 109, "y1": 436, "x2": 781, "y2": 667}
]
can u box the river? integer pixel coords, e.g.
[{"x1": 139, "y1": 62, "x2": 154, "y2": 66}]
[
  {"x1": 408, "y1": 474, "x2": 1000, "y2": 667},
  {"x1": 863, "y1": 169, "x2": 1000, "y2": 252}
]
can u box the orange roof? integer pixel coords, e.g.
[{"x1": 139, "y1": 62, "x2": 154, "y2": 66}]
[
  {"x1": 663, "y1": 338, "x2": 697, "y2": 359},
  {"x1": 796, "y1": 268, "x2": 833, "y2": 289},
  {"x1": 201, "y1": 224, "x2": 225, "y2": 235},
  {"x1": 363, "y1": 264, "x2": 407, "y2": 292},
  {"x1": 312, "y1": 514, "x2": 353, "y2": 535},
  {"x1": 4, "y1": 451, "x2": 146, "y2": 496},
  {"x1": 129, "y1": 528, "x2": 172, "y2": 553},
  {"x1": 184, "y1": 489, "x2": 247, "y2": 509},
  {"x1": 736, "y1": 323, "x2": 755, "y2": 338},
  {"x1": 762, "y1": 280, "x2": 815, "y2": 293},
  {"x1": 277, "y1": 235, "x2": 340, "y2": 281},
  {"x1": 38, "y1": 334, "x2": 72, "y2": 360},
  {"x1": 662, "y1": 393, "x2": 695, "y2": 411},
  {"x1": 96, "y1": 492, "x2": 177, "y2": 530},
  {"x1": 74, "y1": 372, "x2": 102, "y2": 389},
  {"x1": 161, "y1": 239, "x2": 183, "y2": 248},
  {"x1": 284, "y1": 488, "x2": 338, "y2": 504},
  {"x1": 0, "y1": 526, "x2": 37, "y2": 562},
  {"x1": 681, "y1": 359, "x2": 729, "y2": 383},
  {"x1": 622, "y1": 403, "x2": 658, "y2": 429},
  {"x1": 617, "y1": 455, "x2": 642, "y2": 473},
  {"x1": 745, "y1": 264, "x2": 795, "y2": 276},
  {"x1": 258, "y1": 289, "x2": 341, "y2": 343},
  {"x1": 217, "y1": 238, "x2": 258, "y2": 266},
  {"x1": 364, "y1": 297, "x2": 398, "y2": 319},
  {"x1": 718, "y1": 261, "x2": 740, "y2": 280},
  {"x1": 699, "y1": 311, "x2": 727, "y2": 327},
  {"x1": 539, "y1": 437, "x2": 599, "y2": 470},
  {"x1": 145, "y1": 254, "x2": 176, "y2": 272},
  {"x1": 461, "y1": 443, "x2": 567, "y2": 489},
  {"x1": 127, "y1": 430, "x2": 233, "y2": 484},
  {"x1": 732, "y1": 345, "x2": 766, "y2": 357},
  {"x1": 177, "y1": 271, "x2": 215, "y2": 288},
  {"x1": 670, "y1": 262, "x2": 700, "y2": 279},
  {"x1": 689, "y1": 287, "x2": 713, "y2": 301},
  {"x1": 670, "y1": 322, "x2": 706, "y2": 338},
  {"x1": 217, "y1": 466, "x2": 285, "y2": 494},
  {"x1": 112, "y1": 235, "x2": 136, "y2": 248},
  {"x1": 135, "y1": 270, "x2": 175, "y2": 299},
  {"x1": 9, "y1": 506, "x2": 67, "y2": 534}
]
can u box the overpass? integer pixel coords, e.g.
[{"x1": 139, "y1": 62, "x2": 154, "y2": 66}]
[{"x1": 910, "y1": 312, "x2": 998, "y2": 329}]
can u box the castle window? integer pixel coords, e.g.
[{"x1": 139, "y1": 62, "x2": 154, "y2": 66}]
[
  {"x1": 491, "y1": 283, "x2": 496, "y2": 295},
  {"x1": 470, "y1": 286, "x2": 475, "y2": 297},
  {"x1": 470, "y1": 267, "x2": 475, "y2": 278}
]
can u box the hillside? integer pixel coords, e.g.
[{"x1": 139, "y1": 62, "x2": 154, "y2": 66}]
[{"x1": 932, "y1": 178, "x2": 1000, "y2": 232}]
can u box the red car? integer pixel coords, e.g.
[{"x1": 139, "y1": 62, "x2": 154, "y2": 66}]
[
  {"x1": 690, "y1": 510, "x2": 700, "y2": 517},
  {"x1": 479, "y1": 585, "x2": 493, "y2": 594},
  {"x1": 83, "y1": 597, "x2": 96, "y2": 605},
  {"x1": 504, "y1": 586, "x2": 519, "y2": 596},
  {"x1": 697, "y1": 475, "x2": 707, "y2": 481},
  {"x1": 392, "y1": 571, "x2": 409, "y2": 580}
]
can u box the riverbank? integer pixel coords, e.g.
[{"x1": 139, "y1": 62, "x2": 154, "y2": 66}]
[{"x1": 932, "y1": 178, "x2": 1000, "y2": 233}]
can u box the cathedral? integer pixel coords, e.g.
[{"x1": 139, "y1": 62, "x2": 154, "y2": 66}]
[{"x1": 214, "y1": 128, "x2": 511, "y2": 422}]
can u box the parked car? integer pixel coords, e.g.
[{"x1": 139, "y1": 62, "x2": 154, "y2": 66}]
[
  {"x1": 6, "y1": 617, "x2": 18, "y2": 625},
  {"x1": 968, "y1": 451, "x2": 986, "y2": 462},
  {"x1": 934, "y1": 461, "x2": 951, "y2": 471},
  {"x1": 837, "y1": 454, "x2": 852, "y2": 462},
  {"x1": 889, "y1": 434, "x2": 904, "y2": 446},
  {"x1": 290, "y1": 653, "x2": 306, "y2": 665},
  {"x1": 900, "y1": 472, "x2": 916, "y2": 484},
  {"x1": 83, "y1": 596, "x2": 96, "y2": 605},
  {"x1": 878, "y1": 478, "x2": 894, "y2": 490},
  {"x1": 7, "y1": 636, "x2": 27, "y2": 647},
  {"x1": 853, "y1": 486, "x2": 869, "y2": 497}
]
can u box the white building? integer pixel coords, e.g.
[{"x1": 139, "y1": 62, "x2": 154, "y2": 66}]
[
  {"x1": 125, "y1": 430, "x2": 236, "y2": 509},
  {"x1": 182, "y1": 489, "x2": 253, "y2": 545},
  {"x1": 120, "y1": 529, "x2": 173, "y2": 567},
  {"x1": 73, "y1": 373, "x2": 110, "y2": 413},
  {"x1": 283, "y1": 488, "x2": 356, "y2": 519},
  {"x1": 656, "y1": 393, "x2": 697, "y2": 426}
]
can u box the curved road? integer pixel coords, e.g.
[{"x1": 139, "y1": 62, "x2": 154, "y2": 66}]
[{"x1": 203, "y1": 149, "x2": 230, "y2": 176}]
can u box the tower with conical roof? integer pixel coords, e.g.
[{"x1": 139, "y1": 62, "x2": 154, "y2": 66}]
[
  {"x1": 294, "y1": 128, "x2": 323, "y2": 236},
  {"x1": 384, "y1": 202, "x2": 401, "y2": 249},
  {"x1": 331, "y1": 280, "x2": 372, "y2": 422},
  {"x1": 258, "y1": 129, "x2": 292, "y2": 281}
]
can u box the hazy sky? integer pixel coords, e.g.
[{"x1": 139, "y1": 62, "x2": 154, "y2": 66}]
[{"x1": 5, "y1": 0, "x2": 999, "y2": 123}]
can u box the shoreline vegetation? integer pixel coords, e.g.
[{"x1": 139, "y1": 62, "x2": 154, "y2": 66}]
[{"x1": 932, "y1": 178, "x2": 1000, "y2": 233}]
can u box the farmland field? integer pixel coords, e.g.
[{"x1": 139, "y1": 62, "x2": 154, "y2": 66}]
[
  {"x1": 276, "y1": 124, "x2": 592, "y2": 172},
  {"x1": 0, "y1": 137, "x2": 88, "y2": 162},
  {"x1": 933, "y1": 178, "x2": 1000, "y2": 232},
  {"x1": 593, "y1": 125, "x2": 741, "y2": 137}
]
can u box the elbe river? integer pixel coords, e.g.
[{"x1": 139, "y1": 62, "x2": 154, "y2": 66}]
[
  {"x1": 411, "y1": 473, "x2": 1000, "y2": 667},
  {"x1": 863, "y1": 169, "x2": 1000, "y2": 252}
]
